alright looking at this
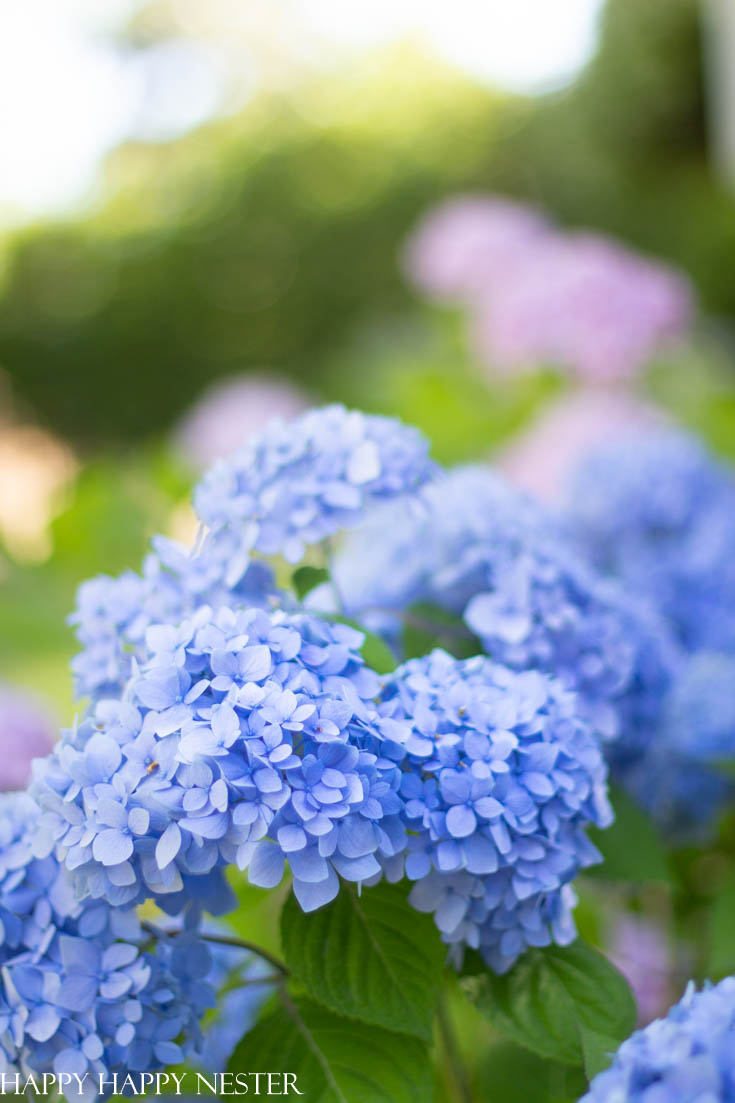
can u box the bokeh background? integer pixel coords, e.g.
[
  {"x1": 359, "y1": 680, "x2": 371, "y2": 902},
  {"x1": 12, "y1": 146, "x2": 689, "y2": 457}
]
[{"x1": 1, "y1": 0, "x2": 734, "y2": 742}]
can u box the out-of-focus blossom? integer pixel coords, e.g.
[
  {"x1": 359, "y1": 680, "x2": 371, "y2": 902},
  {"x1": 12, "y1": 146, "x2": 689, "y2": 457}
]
[
  {"x1": 172, "y1": 373, "x2": 311, "y2": 470},
  {"x1": 402, "y1": 195, "x2": 551, "y2": 304},
  {"x1": 608, "y1": 914, "x2": 673, "y2": 1025},
  {"x1": 334, "y1": 465, "x2": 676, "y2": 743},
  {"x1": 497, "y1": 390, "x2": 669, "y2": 504},
  {"x1": 623, "y1": 651, "x2": 735, "y2": 836},
  {"x1": 582, "y1": 978, "x2": 735, "y2": 1102},
  {"x1": 0, "y1": 684, "x2": 56, "y2": 790},
  {"x1": 566, "y1": 429, "x2": 735, "y2": 653},
  {"x1": 472, "y1": 232, "x2": 693, "y2": 383}
]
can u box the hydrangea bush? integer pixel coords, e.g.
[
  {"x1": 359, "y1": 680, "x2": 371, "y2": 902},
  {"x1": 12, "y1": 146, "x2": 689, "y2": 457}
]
[{"x1": 4, "y1": 404, "x2": 735, "y2": 1101}]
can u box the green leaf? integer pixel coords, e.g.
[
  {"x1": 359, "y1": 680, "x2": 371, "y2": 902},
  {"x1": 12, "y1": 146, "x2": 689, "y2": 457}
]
[
  {"x1": 359, "y1": 629, "x2": 398, "y2": 674},
  {"x1": 579, "y1": 1026, "x2": 619, "y2": 1081},
  {"x1": 403, "y1": 602, "x2": 479, "y2": 662},
  {"x1": 707, "y1": 874, "x2": 735, "y2": 978},
  {"x1": 292, "y1": 565, "x2": 330, "y2": 600},
  {"x1": 473, "y1": 1040, "x2": 587, "y2": 1103},
  {"x1": 280, "y1": 882, "x2": 445, "y2": 1041},
  {"x1": 461, "y1": 940, "x2": 636, "y2": 1068},
  {"x1": 586, "y1": 784, "x2": 672, "y2": 884},
  {"x1": 227, "y1": 997, "x2": 432, "y2": 1103}
]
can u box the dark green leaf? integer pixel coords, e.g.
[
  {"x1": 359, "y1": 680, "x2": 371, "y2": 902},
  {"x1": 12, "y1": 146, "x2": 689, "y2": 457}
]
[
  {"x1": 461, "y1": 940, "x2": 636, "y2": 1068},
  {"x1": 587, "y1": 785, "x2": 672, "y2": 884},
  {"x1": 280, "y1": 882, "x2": 445, "y2": 1041},
  {"x1": 227, "y1": 997, "x2": 432, "y2": 1103},
  {"x1": 707, "y1": 874, "x2": 735, "y2": 978},
  {"x1": 292, "y1": 566, "x2": 330, "y2": 600}
]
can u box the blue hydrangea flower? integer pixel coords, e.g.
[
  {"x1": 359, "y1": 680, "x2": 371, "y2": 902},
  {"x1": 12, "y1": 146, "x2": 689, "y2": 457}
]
[
  {"x1": 620, "y1": 651, "x2": 735, "y2": 836},
  {"x1": 70, "y1": 539, "x2": 276, "y2": 702},
  {"x1": 334, "y1": 466, "x2": 676, "y2": 742},
  {"x1": 35, "y1": 607, "x2": 404, "y2": 915},
  {"x1": 375, "y1": 649, "x2": 612, "y2": 973},
  {"x1": 193, "y1": 404, "x2": 435, "y2": 583},
  {"x1": 582, "y1": 978, "x2": 735, "y2": 1102},
  {"x1": 0, "y1": 793, "x2": 215, "y2": 1097},
  {"x1": 566, "y1": 429, "x2": 735, "y2": 653}
]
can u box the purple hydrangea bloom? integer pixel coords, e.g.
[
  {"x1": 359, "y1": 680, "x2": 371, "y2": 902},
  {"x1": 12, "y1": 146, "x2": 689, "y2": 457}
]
[
  {"x1": 471, "y1": 231, "x2": 692, "y2": 382},
  {"x1": 375, "y1": 649, "x2": 612, "y2": 973},
  {"x1": 193, "y1": 404, "x2": 435, "y2": 583},
  {"x1": 35, "y1": 607, "x2": 404, "y2": 915},
  {"x1": 0, "y1": 793, "x2": 215, "y2": 1097},
  {"x1": 0, "y1": 685, "x2": 55, "y2": 790},
  {"x1": 582, "y1": 978, "x2": 735, "y2": 1102},
  {"x1": 402, "y1": 195, "x2": 551, "y2": 304},
  {"x1": 566, "y1": 429, "x2": 735, "y2": 654}
]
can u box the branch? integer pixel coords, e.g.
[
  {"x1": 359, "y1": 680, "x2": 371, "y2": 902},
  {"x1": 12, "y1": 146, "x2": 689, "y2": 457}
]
[{"x1": 142, "y1": 920, "x2": 290, "y2": 977}]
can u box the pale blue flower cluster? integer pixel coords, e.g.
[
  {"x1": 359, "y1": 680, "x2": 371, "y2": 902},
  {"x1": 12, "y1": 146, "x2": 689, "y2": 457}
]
[
  {"x1": 376, "y1": 650, "x2": 612, "y2": 973},
  {"x1": 193, "y1": 403, "x2": 435, "y2": 581},
  {"x1": 567, "y1": 429, "x2": 735, "y2": 654},
  {"x1": 335, "y1": 466, "x2": 674, "y2": 742},
  {"x1": 0, "y1": 793, "x2": 214, "y2": 1093},
  {"x1": 70, "y1": 541, "x2": 276, "y2": 703},
  {"x1": 72, "y1": 405, "x2": 432, "y2": 703},
  {"x1": 566, "y1": 429, "x2": 735, "y2": 831},
  {"x1": 582, "y1": 978, "x2": 735, "y2": 1102},
  {"x1": 35, "y1": 606, "x2": 404, "y2": 915}
]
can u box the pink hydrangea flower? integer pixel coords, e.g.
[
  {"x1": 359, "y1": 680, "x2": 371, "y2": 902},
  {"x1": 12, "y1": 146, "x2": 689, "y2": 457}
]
[
  {"x1": 497, "y1": 389, "x2": 668, "y2": 503},
  {"x1": 0, "y1": 684, "x2": 56, "y2": 790},
  {"x1": 402, "y1": 194, "x2": 551, "y2": 303},
  {"x1": 173, "y1": 373, "x2": 311, "y2": 469},
  {"x1": 608, "y1": 914, "x2": 674, "y2": 1025},
  {"x1": 472, "y1": 232, "x2": 693, "y2": 382}
]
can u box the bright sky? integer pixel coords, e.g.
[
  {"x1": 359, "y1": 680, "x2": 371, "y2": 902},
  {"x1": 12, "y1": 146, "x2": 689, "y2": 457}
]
[{"x1": 0, "y1": 0, "x2": 605, "y2": 224}]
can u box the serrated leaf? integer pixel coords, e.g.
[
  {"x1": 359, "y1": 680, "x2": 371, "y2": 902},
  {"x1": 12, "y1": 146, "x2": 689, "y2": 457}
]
[
  {"x1": 227, "y1": 997, "x2": 432, "y2": 1103},
  {"x1": 292, "y1": 565, "x2": 330, "y2": 600},
  {"x1": 280, "y1": 882, "x2": 445, "y2": 1041},
  {"x1": 586, "y1": 785, "x2": 672, "y2": 884},
  {"x1": 461, "y1": 941, "x2": 636, "y2": 1068}
]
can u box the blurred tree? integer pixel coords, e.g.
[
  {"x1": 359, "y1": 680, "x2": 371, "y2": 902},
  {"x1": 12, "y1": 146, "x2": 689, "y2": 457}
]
[
  {"x1": 487, "y1": 0, "x2": 735, "y2": 318},
  {"x1": 0, "y1": 53, "x2": 503, "y2": 447}
]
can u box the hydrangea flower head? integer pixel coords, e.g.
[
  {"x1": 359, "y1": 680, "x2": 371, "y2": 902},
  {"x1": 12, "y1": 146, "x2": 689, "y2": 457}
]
[
  {"x1": 173, "y1": 373, "x2": 310, "y2": 470},
  {"x1": 567, "y1": 429, "x2": 735, "y2": 653},
  {"x1": 193, "y1": 404, "x2": 435, "y2": 582},
  {"x1": 402, "y1": 195, "x2": 551, "y2": 303},
  {"x1": 336, "y1": 466, "x2": 670, "y2": 741},
  {"x1": 376, "y1": 649, "x2": 611, "y2": 973},
  {"x1": 70, "y1": 543, "x2": 276, "y2": 702},
  {"x1": 621, "y1": 650, "x2": 735, "y2": 836},
  {"x1": 582, "y1": 978, "x2": 735, "y2": 1102},
  {"x1": 472, "y1": 232, "x2": 693, "y2": 382},
  {"x1": 0, "y1": 793, "x2": 215, "y2": 1097},
  {"x1": 35, "y1": 606, "x2": 403, "y2": 915}
]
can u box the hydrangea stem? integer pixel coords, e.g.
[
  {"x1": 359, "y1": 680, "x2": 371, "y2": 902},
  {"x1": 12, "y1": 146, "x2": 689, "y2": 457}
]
[
  {"x1": 437, "y1": 991, "x2": 473, "y2": 1103},
  {"x1": 142, "y1": 921, "x2": 290, "y2": 977}
]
